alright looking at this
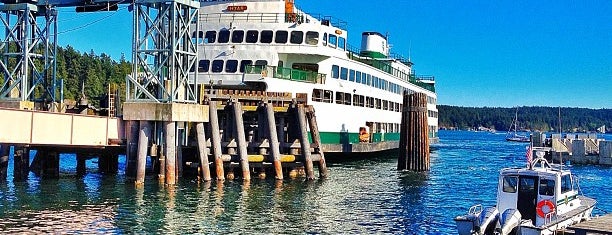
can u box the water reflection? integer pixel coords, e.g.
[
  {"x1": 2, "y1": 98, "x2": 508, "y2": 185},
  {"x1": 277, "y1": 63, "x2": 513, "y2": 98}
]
[{"x1": 1, "y1": 131, "x2": 610, "y2": 234}]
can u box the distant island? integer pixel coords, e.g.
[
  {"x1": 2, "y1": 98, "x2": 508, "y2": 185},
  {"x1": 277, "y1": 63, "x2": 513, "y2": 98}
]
[{"x1": 438, "y1": 105, "x2": 611, "y2": 133}]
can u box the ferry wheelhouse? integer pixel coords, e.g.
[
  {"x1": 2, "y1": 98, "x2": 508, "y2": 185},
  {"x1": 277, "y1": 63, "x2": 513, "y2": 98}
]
[
  {"x1": 194, "y1": 0, "x2": 438, "y2": 153},
  {"x1": 455, "y1": 154, "x2": 596, "y2": 235}
]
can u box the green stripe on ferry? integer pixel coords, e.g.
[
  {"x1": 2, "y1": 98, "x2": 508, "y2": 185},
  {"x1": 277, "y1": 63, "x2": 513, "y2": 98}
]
[{"x1": 311, "y1": 132, "x2": 401, "y2": 145}]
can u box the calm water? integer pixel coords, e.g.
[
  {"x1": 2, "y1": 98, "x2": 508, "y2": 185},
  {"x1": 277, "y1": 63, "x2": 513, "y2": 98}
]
[{"x1": 1, "y1": 131, "x2": 611, "y2": 234}]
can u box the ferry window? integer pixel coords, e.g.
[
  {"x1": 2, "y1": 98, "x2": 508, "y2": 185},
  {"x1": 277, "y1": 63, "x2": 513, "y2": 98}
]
[
  {"x1": 366, "y1": 74, "x2": 371, "y2": 85},
  {"x1": 240, "y1": 60, "x2": 252, "y2": 72},
  {"x1": 255, "y1": 60, "x2": 268, "y2": 69},
  {"x1": 323, "y1": 90, "x2": 333, "y2": 103},
  {"x1": 395, "y1": 103, "x2": 400, "y2": 112},
  {"x1": 218, "y1": 30, "x2": 230, "y2": 43},
  {"x1": 331, "y1": 65, "x2": 339, "y2": 79},
  {"x1": 212, "y1": 60, "x2": 224, "y2": 73},
  {"x1": 344, "y1": 93, "x2": 351, "y2": 105},
  {"x1": 539, "y1": 179, "x2": 555, "y2": 196},
  {"x1": 246, "y1": 30, "x2": 258, "y2": 43},
  {"x1": 312, "y1": 89, "x2": 323, "y2": 102},
  {"x1": 503, "y1": 176, "x2": 518, "y2": 193},
  {"x1": 338, "y1": 37, "x2": 346, "y2": 50},
  {"x1": 290, "y1": 31, "x2": 304, "y2": 44},
  {"x1": 261, "y1": 30, "x2": 273, "y2": 43},
  {"x1": 292, "y1": 63, "x2": 319, "y2": 73},
  {"x1": 225, "y1": 60, "x2": 238, "y2": 73},
  {"x1": 383, "y1": 100, "x2": 388, "y2": 110},
  {"x1": 355, "y1": 71, "x2": 362, "y2": 83},
  {"x1": 375, "y1": 98, "x2": 381, "y2": 109},
  {"x1": 340, "y1": 67, "x2": 348, "y2": 80},
  {"x1": 367, "y1": 97, "x2": 375, "y2": 108},
  {"x1": 231, "y1": 30, "x2": 244, "y2": 43},
  {"x1": 353, "y1": 95, "x2": 364, "y2": 107},
  {"x1": 275, "y1": 30, "x2": 288, "y2": 43},
  {"x1": 349, "y1": 69, "x2": 355, "y2": 82},
  {"x1": 323, "y1": 33, "x2": 328, "y2": 46},
  {"x1": 305, "y1": 31, "x2": 319, "y2": 45},
  {"x1": 335, "y1": 92, "x2": 343, "y2": 104},
  {"x1": 205, "y1": 31, "x2": 216, "y2": 43},
  {"x1": 328, "y1": 34, "x2": 337, "y2": 48},
  {"x1": 192, "y1": 31, "x2": 203, "y2": 44},
  {"x1": 362, "y1": 73, "x2": 368, "y2": 84},
  {"x1": 198, "y1": 60, "x2": 210, "y2": 72},
  {"x1": 373, "y1": 76, "x2": 378, "y2": 88},
  {"x1": 561, "y1": 174, "x2": 572, "y2": 193}
]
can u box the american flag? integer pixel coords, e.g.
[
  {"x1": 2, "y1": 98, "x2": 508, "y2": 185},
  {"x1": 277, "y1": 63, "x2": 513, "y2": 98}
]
[{"x1": 526, "y1": 145, "x2": 533, "y2": 164}]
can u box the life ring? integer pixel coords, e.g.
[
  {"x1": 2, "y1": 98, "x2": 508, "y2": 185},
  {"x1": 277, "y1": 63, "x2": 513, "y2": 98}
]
[{"x1": 536, "y1": 200, "x2": 555, "y2": 218}]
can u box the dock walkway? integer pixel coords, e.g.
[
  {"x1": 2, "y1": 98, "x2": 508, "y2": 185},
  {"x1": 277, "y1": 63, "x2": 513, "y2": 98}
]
[{"x1": 569, "y1": 214, "x2": 612, "y2": 235}]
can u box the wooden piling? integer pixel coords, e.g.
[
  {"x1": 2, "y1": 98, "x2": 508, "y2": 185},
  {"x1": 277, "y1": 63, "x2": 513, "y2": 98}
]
[
  {"x1": 196, "y1": 122, "x2": 211, "y2": 181},
  {"x1": 0, "y1": 145, "x2": 8, "y2": 182},
  {"x1": 265, "y1": 103, "x2": 283, "y2": 180},
  {"x1": 296, "y1": 104, "x2": 315, "y2": 180},
  {"x1": 209, "y1": 101, "x2": 225, "y2": 181},
  {"x1": 165, "y1": 121, "x2": 177, "y2": 185},
  {"x1": 13, "y1": 147, "x2": 29, "y2": 181},
  {"x1": 305, "y1": 106, "x2": 328, "y2": 178},
  {"x1": 43, "y1": 151, "x2": 60, "y2": 179},
  {"x1": 398, "y1": 92, "x2": 430, "y2": 171},
  {"x1": 233, "y1": 102, "x2": 251, "y2": 181},
  {"x1": 136, "y1": 121, "x2": 152, "y2": 185}
]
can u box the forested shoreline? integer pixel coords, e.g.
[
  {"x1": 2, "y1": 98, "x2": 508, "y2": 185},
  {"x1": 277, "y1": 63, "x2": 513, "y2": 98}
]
[{"x1": 438, "y1": 105, "x2": 612, "y2": 133}]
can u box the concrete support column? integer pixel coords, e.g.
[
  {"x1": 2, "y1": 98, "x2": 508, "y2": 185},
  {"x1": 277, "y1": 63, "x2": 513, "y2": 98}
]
[
  {"x1": 76, "y1": 153, "x2": 86, "y2": 176},
  {"x1": 126, "y1": 120, "x2": 140, "y2": 178},
  {"x1": 13, "y1": 147, "x2": 29, "y2": 181},
  {"x1": 136, "y1": 121, "x2": 152, "y2": 185},
  {"x1": 165, "y1": 121, "x2": 177, "y2": 185},
  {"x1": 0, "y1": 145, "x2": 9, "y2": 182}
]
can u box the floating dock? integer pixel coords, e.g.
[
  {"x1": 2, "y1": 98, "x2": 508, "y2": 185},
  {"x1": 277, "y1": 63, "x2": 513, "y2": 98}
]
[{"x1": 569, "y1": 214, "x2": 612, "y2": 235}]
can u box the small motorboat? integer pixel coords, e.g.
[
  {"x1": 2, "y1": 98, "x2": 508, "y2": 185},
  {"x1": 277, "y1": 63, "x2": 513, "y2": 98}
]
[{"x1": 455, "y1": 152, "x2": 596, "y2": 235}]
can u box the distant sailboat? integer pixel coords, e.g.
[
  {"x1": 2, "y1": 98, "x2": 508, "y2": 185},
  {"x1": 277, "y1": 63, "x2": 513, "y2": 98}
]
[
  {"x1": 506, "y1": 108, "x2": 530, "y2": 142},
  {"x1": 598, "y1": 125, "x2": 606, "y2": 134}
]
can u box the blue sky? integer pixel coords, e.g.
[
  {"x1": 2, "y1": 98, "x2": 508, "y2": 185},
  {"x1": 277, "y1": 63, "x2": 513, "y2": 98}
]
[{"x1": 56, "y1": 0, "x2": 611, "y2": 108}]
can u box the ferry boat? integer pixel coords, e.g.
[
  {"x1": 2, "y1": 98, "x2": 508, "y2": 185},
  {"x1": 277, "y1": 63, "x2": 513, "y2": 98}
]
[
  {"x1": 193, "y1": 0, "x2": 439, "y2": 153},
  {"x1": 454, "y1": 153, "x2": 596, "y2": 235}
]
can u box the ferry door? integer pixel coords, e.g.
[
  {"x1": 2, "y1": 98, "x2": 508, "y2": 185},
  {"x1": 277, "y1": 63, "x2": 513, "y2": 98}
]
[{"x1": 517, "y1": 175, "x2": 539, "y2": 224}]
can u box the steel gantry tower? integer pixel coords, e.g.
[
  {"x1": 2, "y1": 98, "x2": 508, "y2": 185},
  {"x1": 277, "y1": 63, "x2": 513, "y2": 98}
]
[
  {"x1": 0, "y1": 3, "x2": 57, "y2": 109},
  {"x1": 0, "y1": 0, "x2": 200, "y2": 109},
  {"x1": 128, "y1": 0, "x2": 200, "y2": 103}
]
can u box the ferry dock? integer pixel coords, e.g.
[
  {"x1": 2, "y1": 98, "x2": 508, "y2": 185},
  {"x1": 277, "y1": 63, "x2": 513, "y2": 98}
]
[
  {"x1": 532, "y1": 132, "x2": 612, "y2": 166},
  {"x1": 0, "y1": 93, "x2": 329, "y2": 184}
]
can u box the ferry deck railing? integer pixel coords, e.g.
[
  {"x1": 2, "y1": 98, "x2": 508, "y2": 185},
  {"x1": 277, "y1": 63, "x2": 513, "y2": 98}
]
[
  {"x1": 198, "y1": 13, "x2": 346, "y2": 29},
  {"x1": 244, "y1": 65, "x2": 326, "y2": 84}
]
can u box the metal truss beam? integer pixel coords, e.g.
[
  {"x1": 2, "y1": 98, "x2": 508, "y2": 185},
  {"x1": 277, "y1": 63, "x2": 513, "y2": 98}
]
[
  {"x1": 127, "y1": 0, "x2": 199, "y2": 103},
  {"x1": 0, "y1": 4, "x2": 57, "y2": 104}
]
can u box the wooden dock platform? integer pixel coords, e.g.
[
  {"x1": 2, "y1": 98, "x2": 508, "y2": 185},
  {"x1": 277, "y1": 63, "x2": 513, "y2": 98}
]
[{"x1": 569, "y1": 214, "x2": 612, "y2": 235}]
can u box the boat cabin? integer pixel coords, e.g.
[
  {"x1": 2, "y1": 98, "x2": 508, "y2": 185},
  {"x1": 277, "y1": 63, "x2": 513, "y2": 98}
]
[{"x1": 496, "y1": 158, "x2": 578, "y2": 227}]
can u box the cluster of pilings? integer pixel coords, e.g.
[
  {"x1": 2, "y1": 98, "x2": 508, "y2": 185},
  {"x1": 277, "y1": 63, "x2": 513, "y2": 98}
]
[
  {"x1": 398, "y1": 92, "x2": 430, "y2": 172},
  {"x1": 0, "y1": 144, "x2": 123, "y2": 182},
  {"x1": 123, "y1": 100, "x2": 327, "y2": 186}
]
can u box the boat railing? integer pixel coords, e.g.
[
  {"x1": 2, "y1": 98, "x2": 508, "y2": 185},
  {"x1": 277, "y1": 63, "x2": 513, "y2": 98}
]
[
  {"x1": 244, "y1": 65, "x2": 326, "y2": 84},
  {"x1": 544, "y1": 210, "x2": 556, "y2": 224},
  {"x1": 200, "y1": 13, "x2": 301, "y2": 24},
  {"x1": 468, "y1": 204, "x2": 483, "y2": 215},
  {"x1": 346, "y1": 44, "x2": 436, "y2": 93}
]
